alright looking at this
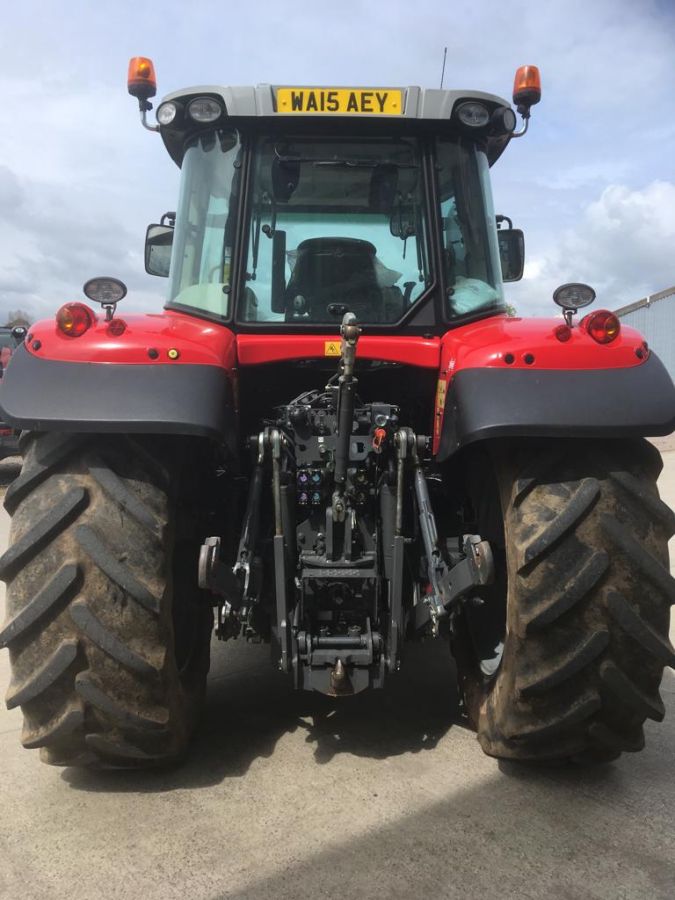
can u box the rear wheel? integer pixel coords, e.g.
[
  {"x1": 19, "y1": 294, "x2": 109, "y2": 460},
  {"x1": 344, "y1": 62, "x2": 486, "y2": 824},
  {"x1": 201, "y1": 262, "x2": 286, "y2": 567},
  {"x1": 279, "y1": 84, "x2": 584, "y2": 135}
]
[
  {"x1": 0, "y1": 433, "x2": 212, "y2": 768},
  {"x1": 455, "y1": 439, "x2": 675, "y2": 762}
]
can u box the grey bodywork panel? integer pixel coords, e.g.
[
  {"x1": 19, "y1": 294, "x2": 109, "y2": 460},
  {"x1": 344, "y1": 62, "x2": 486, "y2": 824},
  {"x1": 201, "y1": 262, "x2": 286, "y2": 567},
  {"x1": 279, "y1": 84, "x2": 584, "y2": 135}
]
[
  {"x1": 161, "y1": 85, "x2": 511, "y2": 120},
  {"x1": 157, "y1": 85, "x2": 513, "y2": 167}
]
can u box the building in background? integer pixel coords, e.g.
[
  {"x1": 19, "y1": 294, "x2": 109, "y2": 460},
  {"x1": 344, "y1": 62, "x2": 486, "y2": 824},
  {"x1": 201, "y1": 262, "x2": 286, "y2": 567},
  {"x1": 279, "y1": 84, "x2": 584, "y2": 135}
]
[{"x1": 615, "y1": 286, "x2": 675, "y2": 383}]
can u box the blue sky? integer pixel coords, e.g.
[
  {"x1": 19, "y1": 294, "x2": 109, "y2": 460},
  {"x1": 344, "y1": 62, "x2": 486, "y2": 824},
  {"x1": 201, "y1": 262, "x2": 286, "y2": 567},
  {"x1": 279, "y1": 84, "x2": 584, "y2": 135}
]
[{"x1": 1, "y1": 0, "x2": 674, "y2": 321}]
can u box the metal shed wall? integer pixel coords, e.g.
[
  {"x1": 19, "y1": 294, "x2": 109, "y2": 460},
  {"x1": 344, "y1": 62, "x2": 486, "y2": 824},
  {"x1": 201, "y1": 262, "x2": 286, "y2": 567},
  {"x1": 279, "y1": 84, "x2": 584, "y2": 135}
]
[{"x1": 616, "y1": 288, "x2": 675, "y2": 382}]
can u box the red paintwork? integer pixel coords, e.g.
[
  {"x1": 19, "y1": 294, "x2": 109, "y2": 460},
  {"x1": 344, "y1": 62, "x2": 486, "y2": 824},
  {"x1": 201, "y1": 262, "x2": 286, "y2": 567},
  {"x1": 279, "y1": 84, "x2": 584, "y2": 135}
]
[
  {"x1": 431, "y1": 313, "x2": 648, "y2": 453},
  {"x1": 27, "y1": 312, "x2": 441, "y2": 369},
  {"x1": 439, "y1": 314, "x2": 645, "y2": 377},
  {"x1": 25, "y1": 306, "x2": 650, "y2": 457},
  {"x1": 26, "y1": 310, "x2": 237, "y2": 370},
  {"x1": 236, "y1": 334, "x2": 440, "y2": 368},
  {"x1": 26, "y1": 308, "x2": 646, "y2": 375}
]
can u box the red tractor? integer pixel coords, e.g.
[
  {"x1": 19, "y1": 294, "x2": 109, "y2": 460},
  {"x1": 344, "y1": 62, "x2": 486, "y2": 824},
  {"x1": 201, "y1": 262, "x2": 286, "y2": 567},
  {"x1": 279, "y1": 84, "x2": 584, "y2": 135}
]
[{"x1": 0, "y1": 61, "x2": 673, "y2": 768}]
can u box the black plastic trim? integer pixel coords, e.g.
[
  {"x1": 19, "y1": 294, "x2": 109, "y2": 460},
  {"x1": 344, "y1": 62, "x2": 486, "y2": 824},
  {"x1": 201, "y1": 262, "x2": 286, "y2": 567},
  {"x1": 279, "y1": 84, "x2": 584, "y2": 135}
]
[
  {"x1": 437, "y1": 354, "x2": 675, "y2": 460},
  {"x1": 0, "y1": 347, "x2": 236, "y2": 450}
]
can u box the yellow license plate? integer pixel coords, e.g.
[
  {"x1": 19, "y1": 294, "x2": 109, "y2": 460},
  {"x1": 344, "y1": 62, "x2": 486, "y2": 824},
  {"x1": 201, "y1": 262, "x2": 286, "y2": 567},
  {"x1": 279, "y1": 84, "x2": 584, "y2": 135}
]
[{"x1": 277, "y1": 87, "x2": 403, "y2": 115}]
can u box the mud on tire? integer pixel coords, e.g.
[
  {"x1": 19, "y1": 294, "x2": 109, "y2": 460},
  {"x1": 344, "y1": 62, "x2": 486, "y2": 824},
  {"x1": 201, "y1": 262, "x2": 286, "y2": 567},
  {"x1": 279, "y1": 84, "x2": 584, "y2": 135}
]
[
  {"x1": 0, "y1": 432, "x2": 212, "y2": 767},
  {"x1": 457, "y1": 438, "x2": 675, "y2": 763}
]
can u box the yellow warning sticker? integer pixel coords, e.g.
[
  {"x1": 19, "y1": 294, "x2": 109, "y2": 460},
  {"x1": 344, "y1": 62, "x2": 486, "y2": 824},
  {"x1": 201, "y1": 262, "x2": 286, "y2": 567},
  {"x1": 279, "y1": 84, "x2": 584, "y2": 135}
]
[
  {"x1": 434, "y1": 378, "x2": 447, "y2": 439},
  {"x1": 324, "y1": 341, "x2": 341, "y2": 357}
]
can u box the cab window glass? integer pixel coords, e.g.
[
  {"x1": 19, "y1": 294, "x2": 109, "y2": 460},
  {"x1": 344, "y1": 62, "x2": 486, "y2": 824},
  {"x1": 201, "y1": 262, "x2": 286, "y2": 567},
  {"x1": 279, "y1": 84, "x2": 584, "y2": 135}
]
[
  {"x1": 240, "y1": 136, "x2": 431, "y2": 324},
  {"x1": 168, "y1": 131, "x2": 241, "y2": 316},
  {"x1": 436, "y1": 139, "x2": 504, "y2": 317}
]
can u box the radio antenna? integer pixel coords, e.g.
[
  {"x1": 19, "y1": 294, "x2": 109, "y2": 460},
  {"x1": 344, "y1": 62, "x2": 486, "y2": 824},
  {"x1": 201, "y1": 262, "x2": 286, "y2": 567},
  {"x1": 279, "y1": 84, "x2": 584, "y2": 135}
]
[{"x1": 439, "y1": 47, "x2": 448, "y2": 89}]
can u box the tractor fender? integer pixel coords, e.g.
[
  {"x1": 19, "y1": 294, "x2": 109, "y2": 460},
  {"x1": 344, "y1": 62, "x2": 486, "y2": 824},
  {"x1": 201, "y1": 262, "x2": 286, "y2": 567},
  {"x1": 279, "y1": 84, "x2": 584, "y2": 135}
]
[
  {"x1": 0, "y1": 310, "x2": 238, "y2": 451},
  {"x1": 435, "y1": 316, "x2": 675, "y2": 459}
]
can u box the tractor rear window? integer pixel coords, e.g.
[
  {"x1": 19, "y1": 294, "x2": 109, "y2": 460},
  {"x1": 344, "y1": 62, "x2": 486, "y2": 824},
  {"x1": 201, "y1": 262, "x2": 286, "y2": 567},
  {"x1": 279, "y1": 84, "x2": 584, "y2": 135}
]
[
  {"x1": 239, "y1": 136, "x2": 431, "y2": 324},
  {"x1": 166, "y1": 130, "x2": 504, "y2": 325}
]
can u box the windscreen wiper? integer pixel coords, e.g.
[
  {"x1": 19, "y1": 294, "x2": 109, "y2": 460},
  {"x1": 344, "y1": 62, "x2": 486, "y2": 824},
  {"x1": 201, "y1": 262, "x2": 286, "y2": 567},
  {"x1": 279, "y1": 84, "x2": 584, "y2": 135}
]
[{"x1": 274, "y1": 149, "x2": 417, "y2": 168}]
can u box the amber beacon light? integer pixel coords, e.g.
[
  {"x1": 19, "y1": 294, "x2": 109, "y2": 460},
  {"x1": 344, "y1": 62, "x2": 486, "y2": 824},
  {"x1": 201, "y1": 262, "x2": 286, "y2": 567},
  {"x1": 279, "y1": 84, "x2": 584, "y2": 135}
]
[
  {"x1": 127, "y1": 57, "x2": 157, "y2": 101},
  {"x1": 513, "y1": 65, "x2": 541, "y2": 115}
]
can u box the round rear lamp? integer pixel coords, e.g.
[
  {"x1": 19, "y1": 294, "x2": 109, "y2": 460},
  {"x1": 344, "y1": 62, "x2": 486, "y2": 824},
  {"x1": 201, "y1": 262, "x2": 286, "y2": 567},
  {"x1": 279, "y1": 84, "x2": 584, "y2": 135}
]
[
  {"x1": 107, "y1": 318, "x2": 127, "y2": 336},
  {"x1": 187, "y1": 97, "x2": 222, "y2": 123},
  {"x1": 456, "y1": 101, "x2": 490, "y2": 128},
  {"x1": 56, "y1": 303, "x2": 95, "y2": 337},
  {"x1": 584, "y1": 310, "x2": 621, "y2": 344},
  {"x1": 554, "y1": 323, "x2": 572, "y2": 342},
  {"x1": 156, "y1": 101, "x2": 178, "y2": 126},
  {"x1": 491, "y1": 106, "x2": 517, "y2": 134}
]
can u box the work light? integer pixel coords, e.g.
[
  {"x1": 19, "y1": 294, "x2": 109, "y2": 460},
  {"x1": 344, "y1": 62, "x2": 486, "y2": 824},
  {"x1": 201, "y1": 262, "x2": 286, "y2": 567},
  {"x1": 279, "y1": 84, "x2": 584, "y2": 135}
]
[
  {"x1": 188, "y1": 97, "x2": 223, "y2": 123},
  {"x1": 456, "y1": 101, "x2": 490, "y2": 128},
  {"x1": 157, "y1": 102, "x2": 178, "y2": 126}
]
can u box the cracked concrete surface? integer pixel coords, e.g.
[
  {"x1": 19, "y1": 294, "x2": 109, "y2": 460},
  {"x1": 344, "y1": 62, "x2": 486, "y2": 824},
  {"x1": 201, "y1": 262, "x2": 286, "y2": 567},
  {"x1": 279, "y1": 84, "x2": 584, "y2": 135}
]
[{"x1": 0, "y1": 451, "x2": 673, "y2": 900}]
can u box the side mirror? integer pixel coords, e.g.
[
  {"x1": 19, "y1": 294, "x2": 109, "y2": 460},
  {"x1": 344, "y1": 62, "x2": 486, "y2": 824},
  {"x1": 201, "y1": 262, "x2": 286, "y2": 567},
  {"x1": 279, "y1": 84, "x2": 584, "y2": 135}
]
[
  {"x1": 498, "y1": 228, "x2": 525, "y2": 282},
  {"x1": 145, "y1": 224, "x2": 173, "y2": 277},
  {"x1": 390, "y1": 204, "x2": 416, "y2": 239}
]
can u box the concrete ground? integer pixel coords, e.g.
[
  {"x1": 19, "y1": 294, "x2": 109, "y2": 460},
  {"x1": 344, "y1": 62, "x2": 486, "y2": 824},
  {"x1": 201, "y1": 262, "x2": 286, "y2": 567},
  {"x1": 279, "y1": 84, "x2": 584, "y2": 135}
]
[{"x1": 0, "y1": 452, "x2": 674, "y2": 900}]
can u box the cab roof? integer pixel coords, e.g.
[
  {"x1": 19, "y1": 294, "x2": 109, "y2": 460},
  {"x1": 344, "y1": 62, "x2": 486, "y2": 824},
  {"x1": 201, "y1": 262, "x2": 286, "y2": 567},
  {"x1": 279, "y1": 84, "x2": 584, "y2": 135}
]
[{"x1": 158, "y1": 85, "x2": 514, "y2": 167}]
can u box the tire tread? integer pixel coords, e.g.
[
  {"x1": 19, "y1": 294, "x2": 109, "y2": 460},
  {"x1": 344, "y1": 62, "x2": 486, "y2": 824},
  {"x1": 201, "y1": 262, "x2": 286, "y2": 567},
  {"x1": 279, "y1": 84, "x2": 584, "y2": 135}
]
[
  {"x1": 1, "y1": 433, "x2": 208, "y2": 768},
  {"x1": 469, "y1": 438, "x2": 673, "y2": 764}
]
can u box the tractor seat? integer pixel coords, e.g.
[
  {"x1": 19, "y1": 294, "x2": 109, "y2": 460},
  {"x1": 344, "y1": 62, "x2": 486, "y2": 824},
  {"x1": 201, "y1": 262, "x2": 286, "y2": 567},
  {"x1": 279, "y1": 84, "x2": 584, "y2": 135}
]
[{"x1": 285, "y1": 237, "x2": 384, "y2": 323}]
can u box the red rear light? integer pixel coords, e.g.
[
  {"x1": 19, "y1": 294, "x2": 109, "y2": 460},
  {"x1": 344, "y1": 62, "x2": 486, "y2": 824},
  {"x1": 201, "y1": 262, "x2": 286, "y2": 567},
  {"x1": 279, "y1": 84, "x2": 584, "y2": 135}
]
[
  {"x1": 584, "y1": 309, "x2": 621, "y2": 344},
  {"x1": 56, "y1": 303, "x2": 95, "y2": 337},
  {"x1": 107, "y1": 317, "x2": 127, "y2": 336},
  {"x1": 554, "y1": 323, "x2": 572, "y2": 342}
]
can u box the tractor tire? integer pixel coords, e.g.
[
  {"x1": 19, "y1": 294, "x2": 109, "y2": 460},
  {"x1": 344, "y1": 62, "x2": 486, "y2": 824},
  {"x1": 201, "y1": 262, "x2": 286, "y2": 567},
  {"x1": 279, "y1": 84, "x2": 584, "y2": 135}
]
[
  {"x1": 456, "y1": 438, "x2": 675, "y2": 763},
  {"x1": 0, "y1": 432, "x2": 212, "y2": 768}
]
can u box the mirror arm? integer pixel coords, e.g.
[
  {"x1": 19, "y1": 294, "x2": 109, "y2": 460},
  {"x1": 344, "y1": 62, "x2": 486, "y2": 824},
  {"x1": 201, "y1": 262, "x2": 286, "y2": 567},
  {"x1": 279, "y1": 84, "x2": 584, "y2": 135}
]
[
  {"x1": 510, "y1": 113, "x2": 530, "y2": 140},
  {"x1": 138, "y1": 99, "x2": 159, "y2": 134}
]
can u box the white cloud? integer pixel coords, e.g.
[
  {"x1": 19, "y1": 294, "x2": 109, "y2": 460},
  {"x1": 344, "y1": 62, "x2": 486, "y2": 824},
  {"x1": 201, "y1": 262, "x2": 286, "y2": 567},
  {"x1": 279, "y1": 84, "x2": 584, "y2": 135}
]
[
  {"x1": 567, "y1": 181, "x2": 675, "y2": 299},
  {"x1": 507, "y1": 180, "x2": 675, "y2": 315}
]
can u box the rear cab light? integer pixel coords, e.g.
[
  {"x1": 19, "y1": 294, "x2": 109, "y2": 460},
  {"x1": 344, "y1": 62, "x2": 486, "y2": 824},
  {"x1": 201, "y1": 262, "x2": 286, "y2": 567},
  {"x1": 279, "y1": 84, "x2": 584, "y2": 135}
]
[
  {"x1": 55, "y1": 303, "x2": 96, "y2": 337},
  {"x1": 581, "y1": 309, "x2": 621, "y2": 344}
]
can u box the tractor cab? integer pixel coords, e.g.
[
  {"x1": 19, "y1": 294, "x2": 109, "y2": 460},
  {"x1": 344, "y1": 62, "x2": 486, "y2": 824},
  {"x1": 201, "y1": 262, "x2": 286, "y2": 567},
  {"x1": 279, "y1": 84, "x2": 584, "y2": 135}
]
[{"x1": 139, "y1": 74, "x2": 535, "y2": 334}]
